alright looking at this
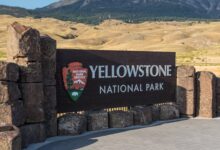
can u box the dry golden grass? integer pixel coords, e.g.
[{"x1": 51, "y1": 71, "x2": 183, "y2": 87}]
[{"x1": 0, "y1": 15, "x2": 220, "y2": 76}]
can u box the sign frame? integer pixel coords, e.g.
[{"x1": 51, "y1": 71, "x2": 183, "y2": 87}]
[{"x1": 56, "y1": 49, "x2": 176, "y2": 112}]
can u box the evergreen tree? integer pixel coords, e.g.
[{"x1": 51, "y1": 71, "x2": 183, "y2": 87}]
[{"x1": 66, "y1": 69, "x2": 73, "y2": 89}]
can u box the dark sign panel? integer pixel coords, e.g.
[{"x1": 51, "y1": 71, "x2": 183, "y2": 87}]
[{"x1": 57, "y1": 49, "x2": 176, "y2": 112}]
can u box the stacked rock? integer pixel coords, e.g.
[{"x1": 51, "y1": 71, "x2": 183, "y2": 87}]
[
  {"x1": 7, "y1": 22, "x2": 46, "y2": 148},
  {"x1": 0, "y1": 62, "x2": 24, "y2": 127},
  {"x1": 176, "y1": 66, "x2": 196, "y2": 117},
  {"x1": 40, "y1": 35, "x2": 57, "y2": 137},
  {"x1": 196, "y1": 72, "x2": 216, "y2": 118}
]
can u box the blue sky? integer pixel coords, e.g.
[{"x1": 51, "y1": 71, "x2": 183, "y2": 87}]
[{"x1": 0, "y1": 0, "x2": 59, "y2": 9}]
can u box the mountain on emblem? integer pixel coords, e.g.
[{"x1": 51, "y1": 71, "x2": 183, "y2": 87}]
[{"x1": 62, "y1": 62, "x2": 88, "y2": 102}]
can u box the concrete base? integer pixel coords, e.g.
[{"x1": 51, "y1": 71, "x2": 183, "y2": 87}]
[{"x1": 25, "y1": 118, "x2": 220, "y2": 150}]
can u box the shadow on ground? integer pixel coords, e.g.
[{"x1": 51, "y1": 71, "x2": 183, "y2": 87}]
[{"x1": 26, "y1": 118, "x2": 188, "y2": 150}]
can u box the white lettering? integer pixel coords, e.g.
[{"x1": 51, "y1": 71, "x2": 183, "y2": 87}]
[
  {"x1": 98, "y1": 66, "x2": 105, "y2": 78},
  {"x1": 99, "y1": 86, "x2": 106, "y2": 94},
  {"x1": 127, "y1": 65, "x2": 139, "y2": 77},
  {"x1": 117, "y1": 65, "x2": 127, "y2": 78},
  {"x1": 167, "y1": 65, "x2": 172, "y2": 76},
  {"x1": 89, "y1": 65, "x2": 173, "y2": 79},
  {"x1": 89, "y1": 65, "x2": 98, "y2": 79},
  {"x1": 150, "y1": 65, "x2": 159, "y2": 77},
  {"x1": 99, "y1": 83, "x2": 164, "y2": 94}
]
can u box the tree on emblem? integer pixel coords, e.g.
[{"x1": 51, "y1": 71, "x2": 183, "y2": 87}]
[{"x1": 66, "y1": 69, "x2": 73, "y2": 89}]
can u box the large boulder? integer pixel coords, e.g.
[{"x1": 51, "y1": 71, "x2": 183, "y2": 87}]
[
  {"x1": 87, "y1": 110, "x2": 108, "y2": 131},
  {"x1": 0, "y1": 125, "x2": 21, "y2": 150},
  {"x1": 19, "y1": 123, "x2": 46, "y2": 148},
  {"x1": 151, "y1": 105, "x2": 160, "y2": 121},
  {"x1": 58, "y1": 113, "x2": 87, "y2": 136},
  {"x1": 109, "y1": 111, "x2": 133, "y2": 128},
  {"x1": 196, "y1": 72, "x2": 216, "y2": 118},
  {"x1": 131, "y1": 106, "x2": 152, "y2": 125},
  {"x1": 159, "y1": 103, "x2": 180, "y2": 120},
  {"x1": 0, "y1": 101, "x2": 25, "y2": 127}
]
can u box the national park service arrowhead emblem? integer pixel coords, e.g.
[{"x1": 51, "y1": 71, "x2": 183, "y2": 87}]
[{"x1": 62, "y1": 62, "x2": 88, "y2": 102}]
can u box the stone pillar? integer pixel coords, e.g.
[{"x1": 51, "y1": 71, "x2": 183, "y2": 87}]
[
  {"x1": 0, "y1": 62, "x2": 24, "y2": 127},
  {"x1": 7, "y1": 22, "x2": 46, "y2": 148},
  {"x1": 196, "y1": 72, "x2": 216, "y2": 118},
  {"x1": 216, "y1": 78, "x2": 220, "y2": 116},
  {"x1": 176, "y1": 66, "x2": 195, "y2": 117},
  {"x1": 7, "y1": 22, "x2": 44, "y2": 123},
  {"x1": 0, "y1": 125, "x2": 21, "y2": 150},
  {"x1": 40, "y1": 35, "x2": 57, "y2": 137}
]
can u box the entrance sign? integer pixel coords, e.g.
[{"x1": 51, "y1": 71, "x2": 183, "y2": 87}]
[{"x1": 57, "y1": 49, "x2": 176, "y2": 112}]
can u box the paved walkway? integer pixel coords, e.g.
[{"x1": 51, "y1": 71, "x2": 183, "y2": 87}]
[{"x1": 26, "y1": 119, "x2": 220, "y2": 150}]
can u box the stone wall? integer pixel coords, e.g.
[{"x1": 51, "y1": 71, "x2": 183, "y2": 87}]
[
  {"x1": 216, "y1": 78, "x2": 220, "y2": 116},
  {"x1": 0, "y1": 62, "x2": 24, "y2": 126},
  {"x1": 58, "y1": 104, "x2": 180, "y2": 136},
  {"x1": 3, "y1": 22, "x2": 57, "y2": 148},
  {"x1": 0, "y1": 22, "x2": 220, "y2": 149},
  {"x1": 177, "y1": 66, "x2": 218, "y2": 118}
]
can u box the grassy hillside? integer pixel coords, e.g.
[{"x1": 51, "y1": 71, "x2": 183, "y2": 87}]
[
  {"x1": 0, "y1": 5, "x2": 32, "y2": 17},
  {"x1": 1, "y1": 15, "x2": 220, "y2": 75},
  {"x1": 1, "y1": 0, "x2": 220, "y2": 24},
  {"x1": 36, "y1": 0, "x2": 220, "y2": 24}
]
